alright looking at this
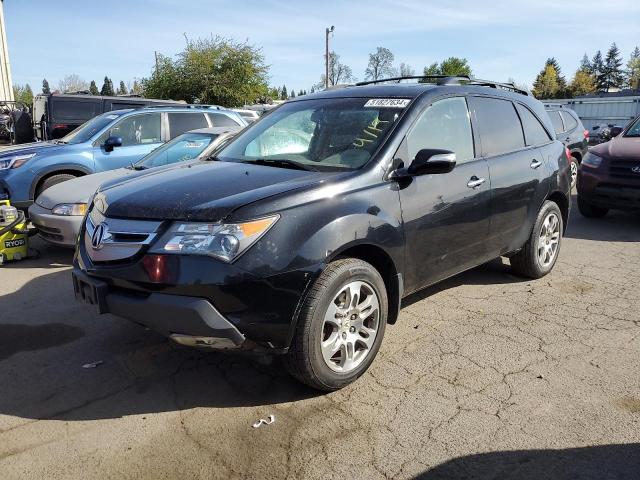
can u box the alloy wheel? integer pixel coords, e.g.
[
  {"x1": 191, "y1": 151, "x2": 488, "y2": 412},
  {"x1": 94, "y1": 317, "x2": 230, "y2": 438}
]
[{"x1": 538, "y1": 212, "x2": 560, "y2": 267}]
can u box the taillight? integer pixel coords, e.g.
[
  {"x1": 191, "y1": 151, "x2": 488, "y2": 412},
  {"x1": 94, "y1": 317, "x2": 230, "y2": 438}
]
[
  {"x1": 583, "y1": 129, "x2": 589, "y2": 139},
  {"x1": 53, "y1": 123, "x2": 68, "y2": 130},
  {"x1": 565, "y1": 147, "x2": 571, "y2": 161},
  {"x1": 142, "y1": 254, "x2": 177, "y2": 283}
]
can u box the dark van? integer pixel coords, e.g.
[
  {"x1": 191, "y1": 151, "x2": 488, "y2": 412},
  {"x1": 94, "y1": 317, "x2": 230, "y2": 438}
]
[{"x1": 33, "y1": 93, "x2": 183, "y2": 140}]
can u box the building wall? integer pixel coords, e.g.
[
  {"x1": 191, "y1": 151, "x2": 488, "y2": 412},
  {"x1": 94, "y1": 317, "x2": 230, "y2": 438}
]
[{"x1": 0, "y1": 0, "x2": 13, "y2": 101}]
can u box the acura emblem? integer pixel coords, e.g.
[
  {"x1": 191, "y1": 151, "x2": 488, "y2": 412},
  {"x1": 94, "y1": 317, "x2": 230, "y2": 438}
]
[
  {"x1": 632, "y1": 165, "x2": 640, "y2": 174},
  {"x1": 91, "y1": 223, "x2": 111, "y2": 249}
]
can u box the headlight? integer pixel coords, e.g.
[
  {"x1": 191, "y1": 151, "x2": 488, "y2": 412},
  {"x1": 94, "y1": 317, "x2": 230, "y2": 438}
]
[
  {"x1": 52, "y1": 203, "x2": 88, "y2": 216},
  {"x1": 150, "y1": 215, "x2": 279, "y2": 262},
  {"x1": 582, "y1": 152, "x2": 602, "y2": 168},
  {"x1": 0, "y1": 153, "x2": 36, "y2": 170}
]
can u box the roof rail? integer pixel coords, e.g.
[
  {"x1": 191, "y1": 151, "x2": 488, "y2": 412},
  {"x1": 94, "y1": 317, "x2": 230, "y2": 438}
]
[
  {"x1": 141, "y1": 104, "x2": 225, "y2": 110},
  {"x1": 355, "y1": 75, "x2": 529, "y2": 96},
  {"x1": 543, "y1": 103, "x2": 566, "y2": 108}
]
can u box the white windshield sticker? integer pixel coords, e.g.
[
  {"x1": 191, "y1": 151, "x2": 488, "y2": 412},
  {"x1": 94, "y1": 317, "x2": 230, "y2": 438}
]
[{"x1": 364, "y1": 99, "x2": 410, "y2": 108}]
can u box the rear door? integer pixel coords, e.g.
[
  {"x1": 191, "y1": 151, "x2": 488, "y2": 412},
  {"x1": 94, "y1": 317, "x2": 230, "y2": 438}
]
[
  {"x1": 468, "y1": 97, "x2": 551, "y2": 256},
  {"x1": 398, "y1": 96, "x2": 492, "y2": 292},
  {"x1": 92, "y1": 112, "x2": 163, "y2": 172}
]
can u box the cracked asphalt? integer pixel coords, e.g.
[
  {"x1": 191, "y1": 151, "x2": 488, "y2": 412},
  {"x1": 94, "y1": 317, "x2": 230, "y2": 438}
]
[{"x1": 1, "y1": 198, "x2": 639, "y2": 479}]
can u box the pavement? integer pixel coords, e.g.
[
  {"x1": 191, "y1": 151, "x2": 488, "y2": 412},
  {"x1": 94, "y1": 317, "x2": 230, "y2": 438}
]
[{"x1": 1, "y1": 198, "x2": 639, "y2": 479}]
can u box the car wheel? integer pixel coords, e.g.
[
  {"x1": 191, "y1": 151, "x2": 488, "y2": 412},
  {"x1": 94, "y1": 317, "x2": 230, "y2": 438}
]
[
  {"x1": 577, "y1": 195, "x2": 608, "y2": 218},
  {"x1": 285, "y1": 258, "x2": 388, "y2": 391},
  {"x1": 36, "y1": 174, "x2": 77, "y2": 198},
  {"x1": 569, "y1": 157, "x2": 579, "y2": 189},
  {"x1": 510, "y1": 200, "x2": 563, "y2": 279}
]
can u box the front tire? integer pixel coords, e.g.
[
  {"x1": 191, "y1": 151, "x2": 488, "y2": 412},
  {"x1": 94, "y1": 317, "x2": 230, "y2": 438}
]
[
  {"x1": 36, "y1": 173, "x2": 78, "y2": 198},
  {"x1": 285, "y1": 258, "x2": 388, "y2": 391},
  {"x1": 510, "y1": 200, "x2": 563, "y2": 279}
]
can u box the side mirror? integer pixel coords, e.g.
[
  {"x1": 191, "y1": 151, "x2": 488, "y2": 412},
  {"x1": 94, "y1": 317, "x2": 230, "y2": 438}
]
[
  {"x1": 406, "y1": 149, "x2": 457, "y2": 176},
  {"x1": 103, "y1": 136, "x2": 123, "y2": 152},
  {"x1": 610, "y1": 126, "x2": 623, "y2": 138}
]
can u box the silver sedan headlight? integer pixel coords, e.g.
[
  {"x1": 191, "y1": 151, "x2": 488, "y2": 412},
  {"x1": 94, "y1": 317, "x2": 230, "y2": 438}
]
[
  {"x1": 52, "y1": 203, "x2": 88, "y2": 216},
  {"x1": 150, "y1": 215, "x2": 279, "y2": 262}
]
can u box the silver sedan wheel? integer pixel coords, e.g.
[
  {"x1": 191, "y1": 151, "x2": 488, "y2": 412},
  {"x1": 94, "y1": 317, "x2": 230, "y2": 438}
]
[
  {"x1": 538, "y1": 212, "x2": 560, "y2": 267},
  {"x1": 321, "y1": 280, "x2": 380, "y2": 373},
  {"x1": 570, "y1": 160, "x2": 578, "y2": 189}
]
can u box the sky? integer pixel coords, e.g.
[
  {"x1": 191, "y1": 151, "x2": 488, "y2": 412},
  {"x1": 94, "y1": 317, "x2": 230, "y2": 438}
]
[{"x1": 4, "y1": 0, "x2": 640, "y2": 95}]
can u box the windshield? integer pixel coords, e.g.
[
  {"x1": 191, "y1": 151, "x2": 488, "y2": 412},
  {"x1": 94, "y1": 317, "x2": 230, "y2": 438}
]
[
  {"x1": 136, "y1": 132, "x2": 218, "y2": 168},
  {"x1": 60, "y1": 111, "x2": 127, "y2": 144},
  {"x1": 216, "y1": 98, "x2": 408, "y2": 171},
  {"x1": 624, "y1": 117, "x2": 640, "y2": 137}
]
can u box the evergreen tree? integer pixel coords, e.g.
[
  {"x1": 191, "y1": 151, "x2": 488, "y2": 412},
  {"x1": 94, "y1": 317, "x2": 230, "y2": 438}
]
[
  {"x1": 290, "y1": 90, "x2": 296, "y2": 98},
  {"x1": 602, "y1": 43, "x2": 624, "y2": 91},
  {"x1": 42, "y1": 78, "x2": 51, "y2": 94},
  {"x1": 89, "y1": 80, "x2": 99, "y2": 95},
  {"x1": 569, "y1": 69, "x2": 597, "y2": 97},
  {"x1": 579, "y1": 54, "x2": 592, "y2": 73},
  {"x1": 532, "y1": 64, "x2": 560, "y2": 99},
  {"x1": 310, "y1": 86, "x2": 315, "y2": 94},
  {"x1": 298, "y1": 89, "x2": 304, "y2": 96},
  {"x1": 280, "y1": 85, "x2": 288, "y2": 100},
  {"x1": 100, "y1": 76, "x2": 114, "y2": 96},
  {"x1": 545, "y1": 58, "x2": 567, "y2": 95},
  {"x1": 118, "y1": 80, "x2": 128, "y2": 95},
  {"x1": 591, "y1": 51, "x2": 606, "y2": 91},
  {"x1": 626, "y1": 46, "x2": 640, "y2": 90}
]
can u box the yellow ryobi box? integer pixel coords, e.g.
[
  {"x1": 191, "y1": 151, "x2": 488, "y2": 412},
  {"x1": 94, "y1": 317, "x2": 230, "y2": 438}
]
[{"x1": 0, "y1": 200, "x2": 28, "y2": 264}]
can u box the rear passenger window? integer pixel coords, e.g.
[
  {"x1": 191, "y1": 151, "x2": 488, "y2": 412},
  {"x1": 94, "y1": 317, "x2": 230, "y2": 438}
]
[
  {"x1": 168, "y1": 113, "x2": 208, "y2": 138},
  {"x1": 208, "y1": 112, "x2": 241, "y2": 127},
  {"x1": 549, "y1": 111, "x2": 565, "y2": 134},
  {"x1": 406, "y1": 97, "x2": 475, "y2": 163},
  {"x1": 516, "y1": 104, "x2": 552, "y2": 146},
  {"x1": 469, "y1": 97, "x2": 525, "y2": 156},
  {"x1": 560, "y1": 111, "x2": 578, "y2": 131}
]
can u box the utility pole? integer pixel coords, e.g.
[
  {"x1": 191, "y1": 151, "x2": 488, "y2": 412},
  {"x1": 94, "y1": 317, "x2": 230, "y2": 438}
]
[{"x1": 325, "y1": 26, "x2": 334, "y2": 89}]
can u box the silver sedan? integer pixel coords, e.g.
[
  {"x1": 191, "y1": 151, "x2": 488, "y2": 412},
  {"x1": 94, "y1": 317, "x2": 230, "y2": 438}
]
[{"x1": 28, "y1": 126, "x2": 240, "y2": 247}]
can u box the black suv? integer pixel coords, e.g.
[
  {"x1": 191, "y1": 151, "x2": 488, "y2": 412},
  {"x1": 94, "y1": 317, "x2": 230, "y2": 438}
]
[
  {"x1": 73, "y1": 77, "x2": 571, "y2": 391},
  {"x1": 545, "y1": 104, "x2": 589, "y2": 188}
]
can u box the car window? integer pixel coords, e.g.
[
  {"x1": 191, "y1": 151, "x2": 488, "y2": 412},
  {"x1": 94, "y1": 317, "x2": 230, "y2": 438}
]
[
  {"x1": 208, "y1": 112, "x2": 242, "y2": 127},
  {"x1": 97, "y1": 113, "x2": 161, "y2": 147},
  {"x1": 406, "y1": 97, "x2": 475, "y2": 163},
  {"x1": 138, "y1": 132, "x2": 217, "y2": 168},
  {"x1": 516, "y1": 104, "x2": 552, "y2": 146},
  {"x1": 62, "y1": 111, "x2": 128, "y2": 144},
  {"x1": 217, "y1": 98, "x2": 407, "y2": 171},
  {"x1": 470, "y1": 97, "x2": 526, "y2": 156},
  {"x1": 549, "y1": 111, "x2": 565, "y2": 134},
  {"x1": 625, "y1": 117, "x2": 640, "y2": 137},
  {"x1": 168, "y1": 112, "x2": 209, "y2": 138},
  {"x1": 560, "y1": 111, "x2": 578, "y2": 131}
]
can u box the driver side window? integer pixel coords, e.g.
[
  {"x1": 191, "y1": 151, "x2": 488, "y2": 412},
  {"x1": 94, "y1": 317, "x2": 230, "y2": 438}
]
[
  {"x1": 97, "y1": 113, "x2": 161, "y2": 147},
  {"x1": 406, "y1": 97, "x2": 475, "y2": 164}
]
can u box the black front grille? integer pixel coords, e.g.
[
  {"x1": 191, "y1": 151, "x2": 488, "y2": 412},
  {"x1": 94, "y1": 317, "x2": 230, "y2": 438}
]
[{"x1": 609, "y1": 159, "x2": 640, "y2": 179}]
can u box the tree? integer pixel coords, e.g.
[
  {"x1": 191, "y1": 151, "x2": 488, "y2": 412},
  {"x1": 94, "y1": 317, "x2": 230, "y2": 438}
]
[
  {"x1": 317, "y1": 52, "x2": 354, "y2": 88},
  {"x1": 507, "y1": 77, "x2": 530, "y2": 93},
  {"x1": 626, "y1": 46, "x2": 640, "y2": 90},
  {"x1": 602, "y1": 43, "x2": 624, "y2": 91},
  {"x1": 591, "y1": 51, "x2": 606, "y2": 91},
  {"x1": 569, "y1": 69, "x2": 596, "y2": 97},
  {"x1": 100, "y1": 76, "x2": 114, "y2": 96},
  {"x1": 532, "y1": 64, "x2": 560, "y2": 99},
  {"x1": 579, "y1": 54, "x2": 592, "y2": 73},
  {"x1": 130, "y1": 79, "x2": 144, "y2": 96},
  {"x1": 298, "y1": 89, "x2": 304, "y2": 96},
  {"x1": 365, "y1": 47, "x2": 395, "y2": 81},
  {"x1": 280, "y1": 85, "x2": 288, "y2": 100},
  {"x1": 398, "y1": 62, "x2": 415, "y2": 77},
  {"x1": 289, "y1": 90, "x2": 296, "y2": 99},
  {"x1": 118, "y1": 80, "x2": 128, "y2": 95},
  {"x1": 544, "y1": 58, "x2": 567, "y2": 95},
  {"x1": 142, "y1": 36, "x2": 269, "y2": 106},
  {"x1": 13, "y1": 83, "x2": 33, "y2": 106},
  {"x1": 421, "y1": 58, "x2": 472, "y2": 80},
  {"x1": 310, "y1": 86, "x2": 315, "y2": 94},
  {"x1": 89, "y1": 80, "x2": 99, "y2": 95},
  {"x1": 58, "y1": 74, "x2": 88, "y2": 93},
  {"x1": 42, "y1": 78, "x2": 51, "y2": 95}
]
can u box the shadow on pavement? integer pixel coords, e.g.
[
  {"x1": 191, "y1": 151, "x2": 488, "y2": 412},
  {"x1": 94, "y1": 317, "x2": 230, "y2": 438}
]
[
  {"x1": 415, "y1": 443, "x2": 640, "y2": 479},
  {"x1": 565, "y1": 195, "x2": 640, "y2": 243}
]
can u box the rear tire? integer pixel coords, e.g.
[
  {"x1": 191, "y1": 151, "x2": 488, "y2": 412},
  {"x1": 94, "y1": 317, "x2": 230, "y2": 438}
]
[
  {"x1": 577, "y1": 195, "x2": 608, "y2": 218},
  {"x1": 35, "y1": 173, "x2": 77, "y2": 198},
  {"x1": 285, "y1": 258, "x2": 388, "y2": 391},
  {"x1": 510, "y1": 200, "x2": 563, "y2": 279}
]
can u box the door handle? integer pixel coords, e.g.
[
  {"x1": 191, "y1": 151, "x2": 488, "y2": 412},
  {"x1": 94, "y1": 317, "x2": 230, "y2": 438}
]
[
  {"x1": 467, "y1": 176, "x2": 486, "y2": 189},
  {"x1": 530, "y1": 159, "x2": 542, "y2": 169}
]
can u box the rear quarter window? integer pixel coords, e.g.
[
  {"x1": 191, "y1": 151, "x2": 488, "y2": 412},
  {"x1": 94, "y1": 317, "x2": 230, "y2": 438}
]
[
  {"x1": 560, "y1": 111, "x2": 578, "y2": 131},
  {"x1": 549, "y1": 111, "x2": 565, "y2": 134},
  {"x1": 516, "y1": 104, "x2": 552, "y2": 146},
  {"x1": 469, "y1": 97, "x2": 525, "y2": 156}
]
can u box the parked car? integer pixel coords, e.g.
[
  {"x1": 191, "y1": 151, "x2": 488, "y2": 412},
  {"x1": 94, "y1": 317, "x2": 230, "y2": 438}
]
[
  {"x1": 0, "y1": 105, "x2": 246, "y2": 209},
  {"x1": 591, "y1": 123, "x2": 624, "y2": 144},
  {"x1": 577, "y1": 115, "x2": 640, "y2": 217},
  {"x1": 72, "y1": 77, "x2": 570, "y2": 391},
  {"x1": 545, "y1": 104, "x2": 588, "y2": 188},
  {"x1": 29, "y1": 126, "x2": 240, "y2": 247},
  {"x1": 33, "y1": 93, "x2": 184, "y2": 140},
  {"x1": 232, "y1": 108, "x2": 261, "y2": 123}
]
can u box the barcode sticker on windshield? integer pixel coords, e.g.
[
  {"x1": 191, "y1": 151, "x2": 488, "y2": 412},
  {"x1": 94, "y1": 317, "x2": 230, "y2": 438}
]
[{"x1": 364, "y1": 99, "x2": 411, "y2": 108}]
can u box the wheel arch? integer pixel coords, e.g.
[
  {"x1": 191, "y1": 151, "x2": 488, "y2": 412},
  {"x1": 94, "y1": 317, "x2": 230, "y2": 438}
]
[
  {"x1": 30, "y1": 166, "x2": 91, "y2": 200},
  {"x1": 546, "y1": 190, "x2": 569, "y2": 233}
]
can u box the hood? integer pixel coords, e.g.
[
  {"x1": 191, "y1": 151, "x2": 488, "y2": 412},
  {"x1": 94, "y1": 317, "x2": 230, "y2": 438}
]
[
  {"x1": 591, "y1": 136, "x2": 640, "y2": 160},
  {"x1": 0, "y1": 140, "x2": 66, "y2": 159},
  {"x1": 35, "y1": 168, "x2": 133, "y2": 209},
  {"x1": 95, "y1": 161, "x2": 334, "y2": 222}
]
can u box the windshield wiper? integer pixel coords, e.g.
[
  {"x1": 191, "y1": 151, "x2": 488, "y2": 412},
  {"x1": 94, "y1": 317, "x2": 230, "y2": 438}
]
[{"x1": 242, "y1": 158, "x2": 317, "y2": 171}]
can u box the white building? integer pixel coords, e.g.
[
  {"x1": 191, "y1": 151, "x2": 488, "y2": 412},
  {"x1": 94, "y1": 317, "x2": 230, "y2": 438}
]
[{"x1": 0, "y1": 0, "x2": 13, "y2": 101}]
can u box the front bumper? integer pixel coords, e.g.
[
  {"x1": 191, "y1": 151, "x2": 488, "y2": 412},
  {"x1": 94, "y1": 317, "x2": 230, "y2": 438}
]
[
  {"x1": 578, "y1": 168, "x2": 640, "y2": 211},
  {"x1": 28, "y1": 202, "x2": 83, "y2": 247}
]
